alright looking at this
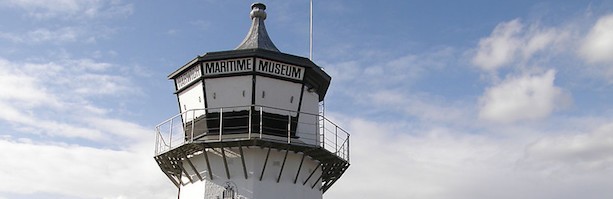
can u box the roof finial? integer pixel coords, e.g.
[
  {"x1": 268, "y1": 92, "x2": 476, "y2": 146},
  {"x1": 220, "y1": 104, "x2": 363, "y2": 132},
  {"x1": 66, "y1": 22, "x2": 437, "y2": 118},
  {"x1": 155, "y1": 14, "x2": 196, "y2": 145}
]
[
  {"x1": 250, "y1": 3, "x2": 266, "y2": 19},
  {"x1": 236, "y1": 3, "x2": 280, "y2": 52}
]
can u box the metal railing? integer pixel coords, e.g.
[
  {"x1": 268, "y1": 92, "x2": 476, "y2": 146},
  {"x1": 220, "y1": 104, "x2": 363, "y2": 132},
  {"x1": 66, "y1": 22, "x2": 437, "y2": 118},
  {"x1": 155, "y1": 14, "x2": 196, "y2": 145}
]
[{"x1": 154, "y1": 105, "x2": 350, "y2": 162}]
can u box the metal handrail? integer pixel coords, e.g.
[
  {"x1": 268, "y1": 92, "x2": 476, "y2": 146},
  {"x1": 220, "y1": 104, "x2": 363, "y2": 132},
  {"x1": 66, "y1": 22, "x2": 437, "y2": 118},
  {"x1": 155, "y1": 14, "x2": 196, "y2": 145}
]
[{"x1": 154, "y1": 105, "x2": 350, "y2": 162}]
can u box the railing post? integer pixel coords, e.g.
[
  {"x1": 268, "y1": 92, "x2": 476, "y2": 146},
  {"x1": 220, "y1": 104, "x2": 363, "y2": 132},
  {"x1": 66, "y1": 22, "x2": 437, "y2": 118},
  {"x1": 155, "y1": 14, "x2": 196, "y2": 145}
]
[
  {"x1": 219, "y1": 108, "x2": 223, "y2": 141},
  {"x1": 191, "y1": 110, "x2": 195, "y2": 142},
  {"x1": 169, "y1": 119, "x2": 173, "y2": 150},
  {"x1": 317, "y1": 115, "x2": 321, "y2": 146},
  {"x1": 347, "y1": 134, "x2": 350, "y2": 162},
  {"x1": 248, "y1": 106, "x2": 252, "y2": 139},
  {"x1": 321, "y1": 118, "x2": 325, "y2": 148},
  {"x1": 259, "y1": 106, "x2": 263, "y2": 139},
  {"x1": 154, "y1": 127, "x2": 159, "y2": 155},
  {"x1": 335, "y1": 127, "x2": 338, "y2": 155},
  {"x1": 287, "y1": 111, "x2": 291, "y2": 143}
]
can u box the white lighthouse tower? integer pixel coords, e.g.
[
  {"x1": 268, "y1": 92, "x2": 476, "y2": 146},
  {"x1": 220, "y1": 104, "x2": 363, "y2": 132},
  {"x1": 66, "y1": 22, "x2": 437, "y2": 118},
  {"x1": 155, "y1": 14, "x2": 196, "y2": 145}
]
[{"x1": 154, "y1": 3, "x2": 350, "y2": 199}]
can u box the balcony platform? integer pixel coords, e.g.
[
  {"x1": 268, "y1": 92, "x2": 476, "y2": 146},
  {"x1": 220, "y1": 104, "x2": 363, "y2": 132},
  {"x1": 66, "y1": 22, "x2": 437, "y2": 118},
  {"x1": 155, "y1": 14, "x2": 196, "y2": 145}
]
[
  {"x1": 154, "y1": 106, "x2": 350, "y2": 193},
  {"x1": 155, "y1": 136, "x2": 349, "y2": 192}
]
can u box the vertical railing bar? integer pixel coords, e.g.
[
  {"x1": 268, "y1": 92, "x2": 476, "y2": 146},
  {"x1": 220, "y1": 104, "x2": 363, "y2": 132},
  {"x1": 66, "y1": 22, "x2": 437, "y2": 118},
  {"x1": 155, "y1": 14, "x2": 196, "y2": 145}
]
[
  {"x1": 321, "y1": 117, "x2": 325, "y2": 149},
  {"x1": 191, "y1": 110, "x2": 195, "y2": 142},
  {"x1": 154, "y1": 127, "x2": 159, "y2": 155},
  {"x1": 259, "y1": 106, "x2": 263, "y2": 139},
  {"x1": 335, "y1": 127, "x2": 338, "y2": 155},
  {"x1": 219, "y1": 108, "x2": 223, "y2": 141},
  {"x1": 158, "y1": 127, "x2": 160, "y2": 153},
  {"x1": 317, "y1": 115, "x2": 321, "y2": 147},
  {"x1": 287, "y1": 111, "x2": 291, "y2": 143},
  {"x1": 248, "y1": 106, "x2": 252, "y2": 139},
  {"x1": 347, "y1": 134, "x2": 350, "y2": 162},
  {"x1": 169, "y1": 119, "x2": 173, "y2": 150},
  {"x1": 315, "y1": 115, "x2": 318, "y2": 146}
]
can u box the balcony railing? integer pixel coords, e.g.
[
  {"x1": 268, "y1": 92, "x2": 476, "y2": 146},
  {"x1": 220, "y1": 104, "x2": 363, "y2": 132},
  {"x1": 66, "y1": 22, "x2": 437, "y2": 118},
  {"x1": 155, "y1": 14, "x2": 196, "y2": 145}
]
[{"x1": 154, "y1": 105, "x2": 350, "y2": 162}]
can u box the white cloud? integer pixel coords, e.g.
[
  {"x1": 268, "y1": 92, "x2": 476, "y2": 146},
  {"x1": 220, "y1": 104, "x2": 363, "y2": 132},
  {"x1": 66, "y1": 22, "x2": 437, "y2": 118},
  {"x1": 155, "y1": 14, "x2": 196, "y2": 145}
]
[
  {"x1": 0, "y1": 0, "x2": 133, "y2": 20},
  {"x1": 325, "y1": 115, "x2": 613, "y2": 199},
  {"x1": 522, "y1": 27, "x2": 564, "y2": 58},
  {"x1": 472, "y1": 19, "x2": 523, "y2": 71},
  {"x1": 521, "y1": 122, "x2": 613, "y2": 174},
  {"x1": 0, "y1": 57, "x2": 138, "y2": 141},
  {"x1": 0, "y1": 55, "x2": 174, "y2": 198},
  {"x1": 579, "y1": 14, "x2": 613, "y2": 64},
  {"x1": 323, "y1": 48, "x2": 471, "y2": 125},
  {"x1": 0, "y1": 110, "x2": 105, "y2": 140},
  {"x1": 324, "y1": 48, "x2": 454, "y2": 98},
  {"x1": 17, "y1": 58, "x2": 134, "y2": 98},
  {"x1": 368, "y1": 90, "x2": 470, "y2": 124},
  {"x1": 27, "y1": 27, "x2": 79, "y2": 42},
  {"x1": 0, "y1": 139, "x2": 174, "y2": 199},
  {"x1": 0, "y1": 58, "x2": 61, "y2": 108},
  {"x1": 83, "y1": 117, "x2": 149, "y2": 140},
  {"x1": 472, "y1": 19, "x2": 569, "y2": 72},
  {"x1": 0, "y1": 26, "x2": 111, "y2": 44},
  {"x1": 478, "y1": 70, "x2": 569, "y2": 123},
  {"x1": 72, "y1": 74, "x2": 133, "y2": 95}
]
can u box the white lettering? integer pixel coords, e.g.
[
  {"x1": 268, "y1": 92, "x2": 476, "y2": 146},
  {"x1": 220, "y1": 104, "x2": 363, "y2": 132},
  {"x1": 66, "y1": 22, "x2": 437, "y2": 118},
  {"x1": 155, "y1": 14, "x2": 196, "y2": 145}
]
[{"x1": 175, "y1": 66, "x2": 202, "y2": 90}]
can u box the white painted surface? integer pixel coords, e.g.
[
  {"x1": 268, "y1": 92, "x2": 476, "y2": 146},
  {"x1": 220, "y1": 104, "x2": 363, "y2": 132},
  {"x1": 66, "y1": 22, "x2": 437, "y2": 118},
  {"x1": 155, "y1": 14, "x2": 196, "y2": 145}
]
[
  {"x1": 178, "y1": 81, "x2": 206, "y2": 122},
  {"x1": 180, "y1": 180, "x2": 205, "y2": 198},
  {"x1": 205, "y1": 76, "x2": 253, "y2": 112},
  {"x1": 179, "y1": 147, "x2": 322, "y2": 199},
  {"x1": 297, "y1": 88, "x2": 320, "y2": 145},
  {"x1": 255, "y1": 76, "x2": 302, "y2": 116}
]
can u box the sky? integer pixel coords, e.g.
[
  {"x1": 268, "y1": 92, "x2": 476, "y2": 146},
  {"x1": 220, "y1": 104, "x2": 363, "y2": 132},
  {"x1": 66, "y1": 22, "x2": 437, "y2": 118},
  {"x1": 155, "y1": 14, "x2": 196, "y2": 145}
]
[{"x1": 1, "y1": 0, "x2": 613, "y2": 198}]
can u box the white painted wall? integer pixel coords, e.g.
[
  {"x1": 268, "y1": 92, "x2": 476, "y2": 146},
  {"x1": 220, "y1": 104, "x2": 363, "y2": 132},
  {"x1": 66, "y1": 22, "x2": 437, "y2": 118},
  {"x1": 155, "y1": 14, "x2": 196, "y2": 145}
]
[
  {"x1": 255, "y1": 76, "x2": 302, "y2": 116},
  {"x1": 205, "y1": 76, "x2": 253, "y2": 112},
  {"x1": 178, "y1": 81, "x2": 206, "y2": 122},
  {"x1": 180, "y1": 180, "x2": 205, "y2": 198},
  {"x1": 179, "y1": 147, "x2": 322, "y2": 199},
  {"x1": 297, "y1": 87, "x2": 320, "y2": 145}
]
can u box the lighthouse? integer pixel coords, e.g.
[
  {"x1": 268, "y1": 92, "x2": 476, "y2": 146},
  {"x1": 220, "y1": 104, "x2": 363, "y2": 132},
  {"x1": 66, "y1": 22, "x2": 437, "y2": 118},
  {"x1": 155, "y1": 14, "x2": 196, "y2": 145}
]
[{"x1": 154, "y1": 3, "x2": 350, "y2": 199}]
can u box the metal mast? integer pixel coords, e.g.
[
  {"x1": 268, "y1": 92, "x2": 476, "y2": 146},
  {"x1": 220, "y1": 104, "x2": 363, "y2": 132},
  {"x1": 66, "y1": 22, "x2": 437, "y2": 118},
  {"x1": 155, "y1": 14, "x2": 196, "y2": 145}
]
[{"x1": 309, "y1": 0, "x2": 313, "y2": 61}]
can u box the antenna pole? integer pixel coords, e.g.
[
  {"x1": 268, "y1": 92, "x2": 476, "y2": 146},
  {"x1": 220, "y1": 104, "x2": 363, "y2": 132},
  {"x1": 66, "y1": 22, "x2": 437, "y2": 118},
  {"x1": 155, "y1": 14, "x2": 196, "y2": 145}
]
[{"x1": 309, "y1": 0, "x2": 313, "y2": 60}]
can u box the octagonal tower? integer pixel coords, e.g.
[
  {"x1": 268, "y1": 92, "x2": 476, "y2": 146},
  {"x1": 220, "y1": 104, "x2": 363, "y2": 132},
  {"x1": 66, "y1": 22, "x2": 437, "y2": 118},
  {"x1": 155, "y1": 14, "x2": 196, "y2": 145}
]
[{"x1": 154, "y1": 3, "x2": 350, "y2": 199}]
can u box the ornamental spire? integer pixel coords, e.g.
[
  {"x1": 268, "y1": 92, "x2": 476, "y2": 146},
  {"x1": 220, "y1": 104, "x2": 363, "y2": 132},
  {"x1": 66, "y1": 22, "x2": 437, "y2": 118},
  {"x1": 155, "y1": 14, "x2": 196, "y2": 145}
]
[{"x1": 235, "y1": 3, "x2": 280, "y2": 52}]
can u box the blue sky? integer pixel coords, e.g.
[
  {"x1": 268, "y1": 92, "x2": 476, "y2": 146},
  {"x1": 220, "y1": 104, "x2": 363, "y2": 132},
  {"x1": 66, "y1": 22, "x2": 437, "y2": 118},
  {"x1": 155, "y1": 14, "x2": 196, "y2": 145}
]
[{"x1": 2, "y1": 0, "x2": 613, "y2": 198}]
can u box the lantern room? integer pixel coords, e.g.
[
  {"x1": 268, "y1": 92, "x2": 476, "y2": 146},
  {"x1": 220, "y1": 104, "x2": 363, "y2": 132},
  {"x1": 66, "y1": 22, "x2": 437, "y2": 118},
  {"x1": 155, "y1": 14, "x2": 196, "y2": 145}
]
[{"x1": 167, "y1": 3, "x2": 330, "y2": 145}]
